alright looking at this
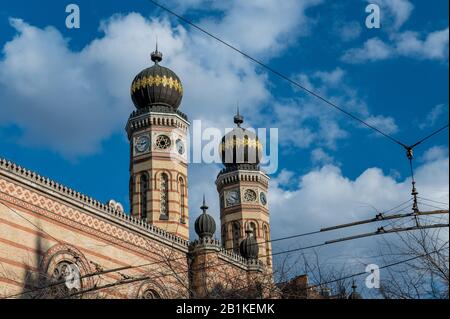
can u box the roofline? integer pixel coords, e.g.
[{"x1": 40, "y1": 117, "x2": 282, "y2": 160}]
[{"x1": 0, "y1": 157, "x2": 190, "y2": 252}]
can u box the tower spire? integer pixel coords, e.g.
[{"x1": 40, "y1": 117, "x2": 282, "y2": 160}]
[
  {"x1": 233, "y1": 103, "x2": 244, "y2": 127},
  {"x1": 151, "y1": 38, "x2": 163, "y2": 64},
  {"x1": 200, "y1": 194, "x2": 208, "y2": 213}
]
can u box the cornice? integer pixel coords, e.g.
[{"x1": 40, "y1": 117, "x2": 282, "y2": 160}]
[{"x1": 0, "y1": 157, "x2": 190, "y2": 252}]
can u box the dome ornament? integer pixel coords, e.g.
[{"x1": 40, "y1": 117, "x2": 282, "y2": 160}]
[
  {"x1": 220, "y1": 109, "x2": 262, "y2": 168},
  {"x1": 200, "y1": 194, "x2": 208, "y2": 213},
  {"x1": 234, "y1": 105, "x2": 244, "y2": 127},
  {"x1": 131, "y1": 42, "x2": 183, "y2": 110},
  {"x1": 239, "y1": 226, "x2": 259, "y2": 260},
  {"x1": 151, "y1": 40, "x2": 163, "y2": 64},
  {"x1": 194, "y1": 195, "x2": 216, "y2": 239}
]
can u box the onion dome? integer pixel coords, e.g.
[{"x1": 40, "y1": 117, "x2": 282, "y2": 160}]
[
  {"x1": 239, "y1": 228, "x2": 259, "y2": 260},
  {"x1": 348, "y1": 281, "x2": 362, "y2": 299},
  {"x1": 220, "y1": 108, "x2": 263, "y2": 168},
  {"x1": 130, "y1": 45, "x2": 183, "y2": 110},
  {"x1": 194, "y1": 196, "x2": 216, "y2": 239}
]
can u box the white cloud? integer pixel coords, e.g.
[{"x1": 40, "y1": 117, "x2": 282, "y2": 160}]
[
  {"x1": 342, "y1": 28, "x2": 449, "y2": 64},
  {"x1": 0, "y1": 1, "x2": 323, "y2": 158},
  {"x1": 310, "y1": 148, "x2": 336, "y2": 166},
  {"x1": 268, "y1": 146, "x2": 449, "y2": 264},
  {"x1": 191, "y1": 0, "x2": 322, "y2": 56},
  {"x1": 267, "y1": 67, "x2": 398, "y2": 151},
  {"x1": 341, "y1": 37, "x2": 393, "y2": 63},
  {"x1": 395, "y1": 28, "x2": 450, "y2": 60},
  {"x1": 419, "y1": 104, "x2": 447, "y2": 130},
  {"x1": 420, "y1": 145, "x2": 448, "y2": 163},
  {"x1": 364, "y1": 115, "x2": 399, "y2": 135},
  {"x1": 0, "y1": 15, "x2": 183, "y2": 157},
  {"x1": 343, "y1": 0, "x2": 447, "y2": 64},
  {"x1": 371, "y1": 0, "x2": 414, "y2": 30},
  {"x1": 336, "y1": 20, "x2": 362, "y2": 42}
]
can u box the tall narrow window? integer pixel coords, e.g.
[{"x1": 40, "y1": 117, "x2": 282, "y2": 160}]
[
  {"x1": 263, "y1": 224, "x2": 271, "y2": 266},
  {"x1": 129, "y1": 176, "x2": 134, "y2": 216},
  {"x1": 179, "y1": 177, "x2": 185, "y2": 223},
  {"x1": 140, "y1": 173, "x2": 148, "y2": 220},
  {"x1": 221, "y1": 225, "x2": 226, "y2": 248},
  {"x1": 249, "y1": 222, "x2": 257, "y2": 238},
  {"x1": 244, "y1": 135, "x2": 249, "y2": 163},
  {"x1": 232, "y1": 222, "x2": 240, "y2": 254},
  {"x1": 160, "y1": 173, "x2": 169, "y2": 218}
]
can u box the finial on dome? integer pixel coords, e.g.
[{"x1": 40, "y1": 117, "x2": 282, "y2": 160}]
[
  {"x1": 151, "y1": 39, "x2": 163, "y2": 63},
  {"x1": 234, "y1": 104, "x2": 244, "y2": 127},
  {"x1": 200, "y1": 194, "x2": 208, "y2": 213},
  {"x1": 195, "y1": 194, "x2": 216, "y2": 239}
]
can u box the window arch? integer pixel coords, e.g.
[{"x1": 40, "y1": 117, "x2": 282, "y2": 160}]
[
  {"x1": 141, "y1": 289, "x2": 161, "y2": 299},
  {"x1": 41, "y1": 244, "x2": 94, "y2": 299},
  {"x1": 160, "y1": 173, "x2": 169, "y2": 218},
  {"x1": 232, "y1": 222, "x2": 241, "y2": 254},
  {"x1": 134, "y1": 281, "x2": 167, "y2": 299},
  {"x1": 179, "y1": 177, "x2": 186, "y2": 223},
  {"x1": 140, "y1": 173, "x2": 149, "y2": 220}
]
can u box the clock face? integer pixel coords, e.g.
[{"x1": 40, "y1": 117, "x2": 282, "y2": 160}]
[
  {"x1": 176, "y1": 139, "x2": 185, "y2": 155},
  {"x1": 135, "y1": 135, "x2": 150, "y2": 153},
  {"x1": 260, "y1": 192, "x2": 267, "y2": 205},
  {"x1": 225, "y1": 190, "x2": 240, "y2": 207}
]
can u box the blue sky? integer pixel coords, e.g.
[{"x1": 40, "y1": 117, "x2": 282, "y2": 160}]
[{"x1": 0, "y1": 0, "x2": 448, "y2": 293}]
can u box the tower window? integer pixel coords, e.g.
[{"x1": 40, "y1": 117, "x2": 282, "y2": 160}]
[
  {"x1": 160, "y1": 173, "x2": 169, "y2": 218},
  {"x1": 221, "y1": 225, "x2": 226, "y2": 247},
  {"x1": 140, "y1": 173, "x2": 149, "y2": 220},
  {"x1": 179, "y1": 177, "x2": 185, "y2": 223},
  {"x1": 232, "y1": 222, "x2": 240, "y2": 254},
  {"x1": 249, "y1": 222, "x2": 257, "y2": 238},
  {"x1": 129, "y1": 176, "x2": 134, "y2": 216},
  {"x1": 263, "y1": 224, "x2": 271, "y2": 266}
]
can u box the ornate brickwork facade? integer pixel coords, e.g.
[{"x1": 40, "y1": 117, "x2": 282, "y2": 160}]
[{"x1": 0, "y1": 48, "x2": 275, "y2": 299}]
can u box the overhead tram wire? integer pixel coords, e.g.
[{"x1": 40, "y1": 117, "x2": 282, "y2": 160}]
[
  {"x1": 307, "y1": 247, "x2": 448, "y2": 291},
  {"x1": 147, "y1": 0, "x2": 408, "y2": 148},
  {"x1": 148, "y1": 0, "x2": 449, "y2": 219},
  {"x1": 6, "y1": 217, "x2": 448, "y2": 299},
  {"x1": 4, "y1": 202, "x2": 448, "y2": 299},
  {"x1": 407, "y1": 124, "x2": 449, "y2": 150},
  {"x1": 418, "y1": 201, "x2": 450, "y2": 212},
  {"x1": 62, "y1": 223, "x2": 450, "y2": 299},
  {"x1": 417, "y1": 196, "x2": 449, "y2": 207},
  {"x1": 148, "y1": 1, "x2": 449, "y2": 151},
  {"x1": 4, "y1": 188, "x2": 448, "y2": 299}
]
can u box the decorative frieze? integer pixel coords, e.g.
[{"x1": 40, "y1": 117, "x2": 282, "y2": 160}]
[{"x1": 0, "y1": 158, "x2": 189, "y2": 250}]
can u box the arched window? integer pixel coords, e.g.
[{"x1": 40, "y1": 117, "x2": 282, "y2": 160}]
[
  {"x1": 160, "y1": 173, "x2": 169, "y2": 218},
  {"x1": 50, "y1": 261, "x2": 81, "y2": 297},
  {"x1": 179, "y1": 177, "x2": 185, "y2": 223},
  {"x1": 140, "y1": 173, "x2": 149, "y2": 220},
  {"x1": 221, "y1": 225, "x2": 226, "y2": 247},
  {"x1": 129, "y1": 176, "x2": 134, "y2": 216},
  {"x1": 249, "y1": 222, "x2": 257, "y2": 238},
  {"x1": 244, "y1": 135, "x2": 249, "y2": 163},
  {"x1": 141, "y1": 289, "x2": 161, "y2": 299},
  {"x1": 263, "y1": 224, "x2": 271, "y2": 266},
  {"x1": 232, "y1": 222, "x2": 240, "y2": 254}
]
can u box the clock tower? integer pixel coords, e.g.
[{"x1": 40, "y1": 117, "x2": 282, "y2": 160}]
[
  {"x1": 126, "y1": 48, "x2": 190, "y2": 240},
  {"x1": 216, "y1": 112, "x2": 272, "y2": 268}
]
